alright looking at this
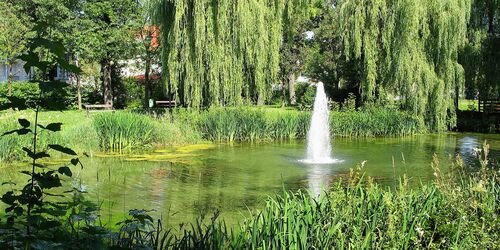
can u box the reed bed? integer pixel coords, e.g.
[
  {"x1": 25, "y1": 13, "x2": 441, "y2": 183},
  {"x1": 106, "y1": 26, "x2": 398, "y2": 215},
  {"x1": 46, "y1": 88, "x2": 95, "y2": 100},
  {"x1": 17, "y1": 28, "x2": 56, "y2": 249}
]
[
  {"x1": 93, "y1": 112, "x2": 156, "y2": 151},
  {"x1": 0, "y1": 107, "x2": 425, "y2": 158},
  {"x1": 198, "y1": 107, "x2": 424, "y2": 142}
]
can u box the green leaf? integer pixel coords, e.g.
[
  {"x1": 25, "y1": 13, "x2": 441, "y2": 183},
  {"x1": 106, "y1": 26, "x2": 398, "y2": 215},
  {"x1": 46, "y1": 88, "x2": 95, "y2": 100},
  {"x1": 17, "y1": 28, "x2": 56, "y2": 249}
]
[
  {"x1": 16, "y1": 128, "x2": 31, "y2": 135},
  {"x1": 31, "y1": 38, "x2": 65, "y2": 58},
  {"x1": 70, "y1": 158, "x2": 80, "y2": 166},
  {"x1": 18, "y1": 118, "x2": 30, "y2": 128},
  {"x1": 58, "y1": 166, "x2": 72, "y2": 177},
  {"x1": 39, "y1": 80, "x2": 68, "y2": 93},
  {"x1": 18, "y1": 52, "x2": 51, "y2": 73},
  {"x1": 1, "y1": 129, "x2": 18, "y2": 136},
  {"x1": 14, "y1": 207, "x2": 23, "y2": 216},
  {"x1": 49, "y1": 144, "x2": 77, "y2": 155},
  {"x1": 23, "y1": 147, "x2": 50, "y2": 159},
  {"x1": 22, "y1": 147, "x2": 34, "y2": 159},
  {"x1": 1, "y1": 128, "x2": 31, "y2": 136},
  {"x1": 1, "y1": 191, "x2": 16, "y2": 205},
  {"x1": 39, "y1": 123, "x2": 62, "y2": 132},
  {"x1": 35, "y1": 152, "x2": 50, "y2": 159},
  {"x1": 56, "y1": 58, "x2": 83, "y2": 74}
]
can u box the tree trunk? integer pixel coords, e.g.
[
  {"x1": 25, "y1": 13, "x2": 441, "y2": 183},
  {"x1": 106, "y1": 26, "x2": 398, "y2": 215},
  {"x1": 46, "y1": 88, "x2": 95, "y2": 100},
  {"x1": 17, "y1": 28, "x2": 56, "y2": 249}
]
[
  {"x1": 7, "y1": 61, "x2": 13, "y2": 97},
  {"x1": 74, "y1": 59, "x2": 82, "y2": 110},
  {"x1": 288, "y1": 73, "x2": 296, "y2": 105},
  {"x1": 101, "y1": 59, "x2": 113, "y2": 108},
  {"x1": 77, "y1": 74, "x2": 82, "y2": 110},
  {"x1": 488, "y1": 11, "x2": 494, "y2": 35},
  {"x1": 144, "y1": 55, "x2": 152, "y2": 108}
]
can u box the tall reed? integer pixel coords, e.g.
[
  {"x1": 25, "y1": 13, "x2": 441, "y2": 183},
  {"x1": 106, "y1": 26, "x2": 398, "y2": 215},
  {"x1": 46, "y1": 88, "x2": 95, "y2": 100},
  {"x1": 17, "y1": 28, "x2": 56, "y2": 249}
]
[
  {"x1": 93, "y1": 112, "x2": 156, "y2": 151},
  {"x1": 198, "y1": 107, "x2": 424, "y2": 142}
]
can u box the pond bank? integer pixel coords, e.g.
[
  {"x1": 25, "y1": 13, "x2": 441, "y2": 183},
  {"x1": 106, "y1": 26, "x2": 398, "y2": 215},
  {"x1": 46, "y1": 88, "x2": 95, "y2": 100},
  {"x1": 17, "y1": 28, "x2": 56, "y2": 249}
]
[{"x1": 0, "y1": 107, "x2": 425, "y2": 162}]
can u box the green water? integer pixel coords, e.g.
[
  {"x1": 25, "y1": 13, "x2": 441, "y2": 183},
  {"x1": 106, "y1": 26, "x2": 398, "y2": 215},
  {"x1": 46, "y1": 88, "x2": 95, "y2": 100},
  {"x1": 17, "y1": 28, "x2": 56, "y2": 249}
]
[{"x1": 1, "y1": 133, "x2": 498, "y2": 228}]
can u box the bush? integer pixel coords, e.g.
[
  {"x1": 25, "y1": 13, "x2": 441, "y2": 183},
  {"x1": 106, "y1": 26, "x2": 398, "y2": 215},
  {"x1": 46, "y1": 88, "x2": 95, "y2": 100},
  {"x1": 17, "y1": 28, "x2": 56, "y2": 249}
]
[
  {"x1": 330, "y1": 107, "x2": 426, "y2": 137},
  {"x1": 341, "y1": 92, "x2": 357, "y2": 111},
  {"x1": 0, "y1": 81, "x2": 76, "y2": 109}
]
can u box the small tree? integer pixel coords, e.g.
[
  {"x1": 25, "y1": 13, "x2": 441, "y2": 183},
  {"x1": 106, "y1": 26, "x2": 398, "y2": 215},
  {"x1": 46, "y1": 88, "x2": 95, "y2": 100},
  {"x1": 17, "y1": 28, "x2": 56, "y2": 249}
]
[{"x1": 0, "y1": 22, "x2": 85, "y2": 247}]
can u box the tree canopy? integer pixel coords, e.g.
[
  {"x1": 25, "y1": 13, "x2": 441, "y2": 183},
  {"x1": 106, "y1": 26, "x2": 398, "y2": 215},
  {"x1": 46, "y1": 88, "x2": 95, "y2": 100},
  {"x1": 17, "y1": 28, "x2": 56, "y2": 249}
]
[
  {"x1": 329, "y1": 0, "x2": 472, "y2": 131},
  {"x1": 153, "y1": 0, "x2": 318, "y2": 107}
]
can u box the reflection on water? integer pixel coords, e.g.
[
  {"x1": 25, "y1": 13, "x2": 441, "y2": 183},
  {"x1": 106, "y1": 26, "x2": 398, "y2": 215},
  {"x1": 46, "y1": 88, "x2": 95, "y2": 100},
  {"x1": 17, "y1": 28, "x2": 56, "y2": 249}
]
[
  {"x1": 306, "y1": 164, "x2": 333, "y2": 196},
  {"x1": 0, "y1": 133, "x2": 498, "y2": 227}
]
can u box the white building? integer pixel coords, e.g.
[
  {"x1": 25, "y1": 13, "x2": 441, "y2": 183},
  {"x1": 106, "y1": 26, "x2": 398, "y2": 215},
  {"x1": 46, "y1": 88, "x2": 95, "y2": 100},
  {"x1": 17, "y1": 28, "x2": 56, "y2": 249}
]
[
  {"x1": 0, "y1": 59, "x2": 70, "y2": 83},
  {"x1": 0, "y1": 60, "x2": 32, "y2": 82}
]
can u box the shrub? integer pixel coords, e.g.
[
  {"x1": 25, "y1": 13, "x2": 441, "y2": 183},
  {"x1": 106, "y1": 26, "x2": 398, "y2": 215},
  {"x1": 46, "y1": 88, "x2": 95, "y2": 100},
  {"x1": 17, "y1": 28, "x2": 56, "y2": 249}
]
[
  {"x1": 330, "y1": 107, "x2": 426, "y2": 137},
  {"x1": 0, "y1": 81, "x2": 77, "y2": 109},
  {"x1": 341, "y1": 92, "x2": 357, "y2": 111}
]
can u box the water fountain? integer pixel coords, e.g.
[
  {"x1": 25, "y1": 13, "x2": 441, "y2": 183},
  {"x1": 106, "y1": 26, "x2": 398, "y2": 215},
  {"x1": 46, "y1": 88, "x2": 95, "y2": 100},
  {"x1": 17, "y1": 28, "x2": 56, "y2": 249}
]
[{"x1": 302, "y1": 82, "x2": 341, "y2": 164}]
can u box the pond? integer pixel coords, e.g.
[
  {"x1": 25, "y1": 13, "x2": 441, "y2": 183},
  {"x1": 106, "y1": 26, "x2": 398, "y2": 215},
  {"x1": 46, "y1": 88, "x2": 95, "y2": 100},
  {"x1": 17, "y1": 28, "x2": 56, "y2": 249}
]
[{"x1": 1, "y1": 133, "x2": 498, "y2": 228}]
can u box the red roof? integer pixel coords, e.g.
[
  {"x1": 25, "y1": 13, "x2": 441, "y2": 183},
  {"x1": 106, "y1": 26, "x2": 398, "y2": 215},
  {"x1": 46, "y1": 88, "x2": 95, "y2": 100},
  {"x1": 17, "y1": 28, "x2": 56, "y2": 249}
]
[{"x1": 136, "y1": 26, "x2": 160, "y2": 49}]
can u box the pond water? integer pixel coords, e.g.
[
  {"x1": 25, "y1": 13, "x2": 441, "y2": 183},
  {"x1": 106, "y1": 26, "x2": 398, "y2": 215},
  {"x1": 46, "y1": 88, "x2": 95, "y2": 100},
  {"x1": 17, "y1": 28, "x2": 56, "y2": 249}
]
[{"x1": 1, "y1": 133, "x2": 498, "y2": 228}]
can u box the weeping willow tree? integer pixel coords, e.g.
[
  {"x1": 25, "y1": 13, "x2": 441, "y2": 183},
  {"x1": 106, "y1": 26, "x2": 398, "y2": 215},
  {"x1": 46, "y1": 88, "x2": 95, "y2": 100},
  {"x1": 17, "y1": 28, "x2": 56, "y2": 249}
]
[
  {"x1": 336, "y1": 0, "x2": 471, "y2": 131},
  {"x1": 152, "y1": 0, "x2": 312, "y2": 107},
  {"x1": 460, "y1": 0, "x2": 500, "y2": 100}
]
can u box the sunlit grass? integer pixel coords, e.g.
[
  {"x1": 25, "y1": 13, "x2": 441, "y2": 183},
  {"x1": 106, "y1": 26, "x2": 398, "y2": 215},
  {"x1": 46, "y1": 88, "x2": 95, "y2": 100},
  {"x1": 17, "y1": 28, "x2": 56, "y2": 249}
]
[{"x1": 458, "y1": 99, "x2": 478, "y2": 111}]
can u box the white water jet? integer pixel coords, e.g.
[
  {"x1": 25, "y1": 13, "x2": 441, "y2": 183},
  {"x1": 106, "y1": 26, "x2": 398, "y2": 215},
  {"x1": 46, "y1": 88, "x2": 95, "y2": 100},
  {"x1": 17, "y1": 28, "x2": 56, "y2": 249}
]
[{"x1": 301, "y1": 82, "x2": 341, "y2": 164}]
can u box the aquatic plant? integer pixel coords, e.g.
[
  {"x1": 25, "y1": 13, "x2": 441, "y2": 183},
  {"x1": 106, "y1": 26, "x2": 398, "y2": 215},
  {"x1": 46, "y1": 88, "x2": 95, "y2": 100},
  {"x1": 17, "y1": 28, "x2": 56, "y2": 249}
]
[
  {"x1": 93, "y1": 112, "x2": 156, "y2": 151},
  {"x1": 198, "y1": 107, "x2": 424, "y2": 142}
]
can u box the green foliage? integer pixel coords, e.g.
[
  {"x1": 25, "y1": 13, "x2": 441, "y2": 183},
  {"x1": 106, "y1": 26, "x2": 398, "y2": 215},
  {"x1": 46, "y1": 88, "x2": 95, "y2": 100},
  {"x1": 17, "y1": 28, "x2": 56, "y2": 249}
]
[
  {"x1": 0, "y1": 81, "x2": 77, "y2": 110},
  {"x1": 0, "y1": 1, "x2": 30, "y2": 65},
  {"x1": 330, "y1": 108, "x2": 425, "y2": 137},
  {"x1": 341, "y1": 92, "x2": 357, "y2": 112},
  {"x1": 76, "y1": 0, "x2": 141, "y2": 62},
  {"x1": 341, "y1": 0, "x2": 470, "y2": 130},
  {"x1": 153, "y1": 0, "x2": 318, "y2": 107},
  {"x1": 93, "y1": 112, "x2": 156, "y2": 151},
  {"x1": 460, "y1": 0, "x2": 500, "y2": 99},
  {"x1": 198, "y1": 107, "x2": 424, "y2": 142},
  {"x1": 295, "y1": 83, "x2": 316, "y2": 110},
  {"x1": 0, "y1": 22, "x2": 90, "y2": 248}
]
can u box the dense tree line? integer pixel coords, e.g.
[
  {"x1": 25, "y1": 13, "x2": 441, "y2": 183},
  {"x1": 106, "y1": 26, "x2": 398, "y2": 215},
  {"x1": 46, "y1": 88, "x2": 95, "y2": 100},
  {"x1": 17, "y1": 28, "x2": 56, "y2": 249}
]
[
  {"x1": 1, "y1": 0, "x2": 498, "y2": 130},
  {"x1": 0, "y1": 0, "x2": 148, "y2": 108}
]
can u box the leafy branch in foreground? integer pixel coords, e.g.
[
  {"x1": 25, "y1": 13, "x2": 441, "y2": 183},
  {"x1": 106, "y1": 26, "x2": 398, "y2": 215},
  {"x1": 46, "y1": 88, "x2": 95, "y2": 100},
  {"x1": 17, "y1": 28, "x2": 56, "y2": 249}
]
[{"x1": 0, "y1": 22, "x2": 87, "y2": 248}]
